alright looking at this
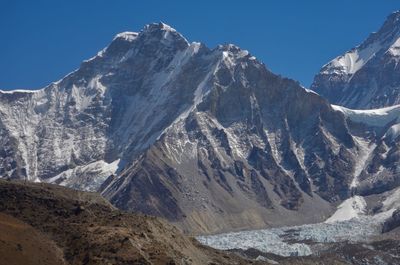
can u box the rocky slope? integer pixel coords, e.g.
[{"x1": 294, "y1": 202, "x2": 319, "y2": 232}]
[
  {"x1": 331, "y1": 104, "x2": 400, "y2": 196},
  {"x1": 311, "y1": 11, "x2": 400, "y2": 109},
  {"x1": 101, "y1": 52, "x2": 358, "y2": 233},
  {"x1": 0, "y1": 22, "x2": 399, "y2": 234},
  {"x1": 231, "y1": 239, "x2": 400, "y2": 265},
  {"x1": 0, "y1": 179, "x2": 261, "y2": 265}
]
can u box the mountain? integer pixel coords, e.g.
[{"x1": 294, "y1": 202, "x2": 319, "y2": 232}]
[
  {"x1": 311, "y1": 11, "x2": 400, "y2": 109},
  {"x1": 0, "y1": 22, "x2": 399, "y2": 234}
]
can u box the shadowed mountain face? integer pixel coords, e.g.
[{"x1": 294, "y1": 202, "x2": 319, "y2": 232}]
[
  {"x1": 0, "y1": 22, "x2": 399, "y2": 234},
  {"x1": 311, "y1": 11, "x2": 400, "y2": 109}
]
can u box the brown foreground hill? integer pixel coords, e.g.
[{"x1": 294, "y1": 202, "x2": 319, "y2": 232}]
[
  {"x1": 0, "y1": 179, "x2": 258, "y2": 265},
  {"x1": 0, "y1": 179, "x2": 398, "y2": 265}
]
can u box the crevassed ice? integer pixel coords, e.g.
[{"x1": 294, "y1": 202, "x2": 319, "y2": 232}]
[{"x1": 198, "y1": 209, "x2": 388, "y2": 257}]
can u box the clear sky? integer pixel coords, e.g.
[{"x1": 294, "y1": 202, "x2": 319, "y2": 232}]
[{"x1": 1, "y1": 0, "x2": 399, "y2": 89}]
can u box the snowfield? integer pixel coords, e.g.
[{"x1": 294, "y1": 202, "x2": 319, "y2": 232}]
[
  {"x1": 325, "y1": 196, "x2": 367, "y2": 223},
  {"x1": 332, "y1": 104, "x2": 400, "y2": 127}
]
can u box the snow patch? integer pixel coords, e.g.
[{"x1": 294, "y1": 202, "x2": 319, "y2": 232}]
[
  {"x1": 351, "y1": 137, "x2": 375, "y2": 188},
  {"x1": 332, "y1": 104, "x2": 400, "y2": 127},
  {"x1": 323, "y1": 40, "x2": 383, "y2": 75},
  {"x1": 0, "y1": 89, "x2": 38, "y2": 94},
  {"x1": 113, "y1": 31, "x2": 138, "y2": 42},
  {"x1": 385, "y1": 123, "x2": 400, "y2": 140},
  {"x1": 383, "y1": 187, "x2": 400, "y2": 211},
  {"x1": 46, "y1": 159, "x2": 121, "y2": 192},
  {"x1": 325, "y1": 196, "x2": 367, "y2": 223},
  {"x1": 388, "y1": 38, "x2": 400, "y2": 56}
]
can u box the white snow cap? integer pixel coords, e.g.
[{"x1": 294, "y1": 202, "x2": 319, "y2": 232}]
[
  {"x1": 113, "y1": 31, "x2": 138, "y2": 42},
  {"x1": 158, "y1": 22, "x2": 175, "y2": 31},
  {"x1": 144, "y1": 22, "x2": 177, "y2": 32},
  {"x1": 325, "y1": 196, "x2": 367, "y2": 223},
  {"x1": 113, "y1": 22, "x2": 176, "y2": 42},
  {"x1": 140, "y1": 22, "x2": 189, "y2": 45}
]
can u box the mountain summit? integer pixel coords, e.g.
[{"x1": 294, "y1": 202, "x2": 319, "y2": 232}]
[{"x1": 311, "y1": 11, "x2": 400, "y2": 109}]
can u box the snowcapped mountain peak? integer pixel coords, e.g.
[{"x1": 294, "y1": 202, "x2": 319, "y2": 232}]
[
  {"x1": 215, "y1": 44, "x2": 253, "y2": 65},
  {"x1": 312, "y1": 10, "x2": 400, "y2": 109},
  {"x1": 149, "y1": 22, "x2": 175, "y2": 31},
  {"x1": 139, "y1": 22, "x2": 189, "y2": 47},
  {"x1": 217, "y1": 44, "x2": 248, "y2": 55},
  {"x1": 144, "y1": 22, "x2": 176, "y2": 32},
  {"x1": 218, "y1": 43, "x2": 241, "y2": 51},
  {"x1": 81, "y1": 22, "x2": 191, "y2": 73},
  {"x1": 319, "y1": 10, "x2": 400, "y2": 76}
]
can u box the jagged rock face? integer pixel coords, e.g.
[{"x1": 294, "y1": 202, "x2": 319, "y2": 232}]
[
  {"x1": 356, "y1": 136, "x2": 400, "y2": 196},
  {"x1": 311, "y1": 11, "x2": 400, "y2": 109},
  {"x1": 0, "y1": 22, "x2": 392, "y2": 234},
  {"x1": 330, "y1": 104, "x2": 400, "y2": 199},
  {"x1": 99, "y1": 29, "x2": 360, "y2": 233},
  {"x1": 382, "y1": 209, "x2": 400, "y2": 233}
]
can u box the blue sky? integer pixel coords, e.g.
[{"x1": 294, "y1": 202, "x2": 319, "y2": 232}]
[{"x1": 1, "y1": 0, "x2": 399, "y2": 89}]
